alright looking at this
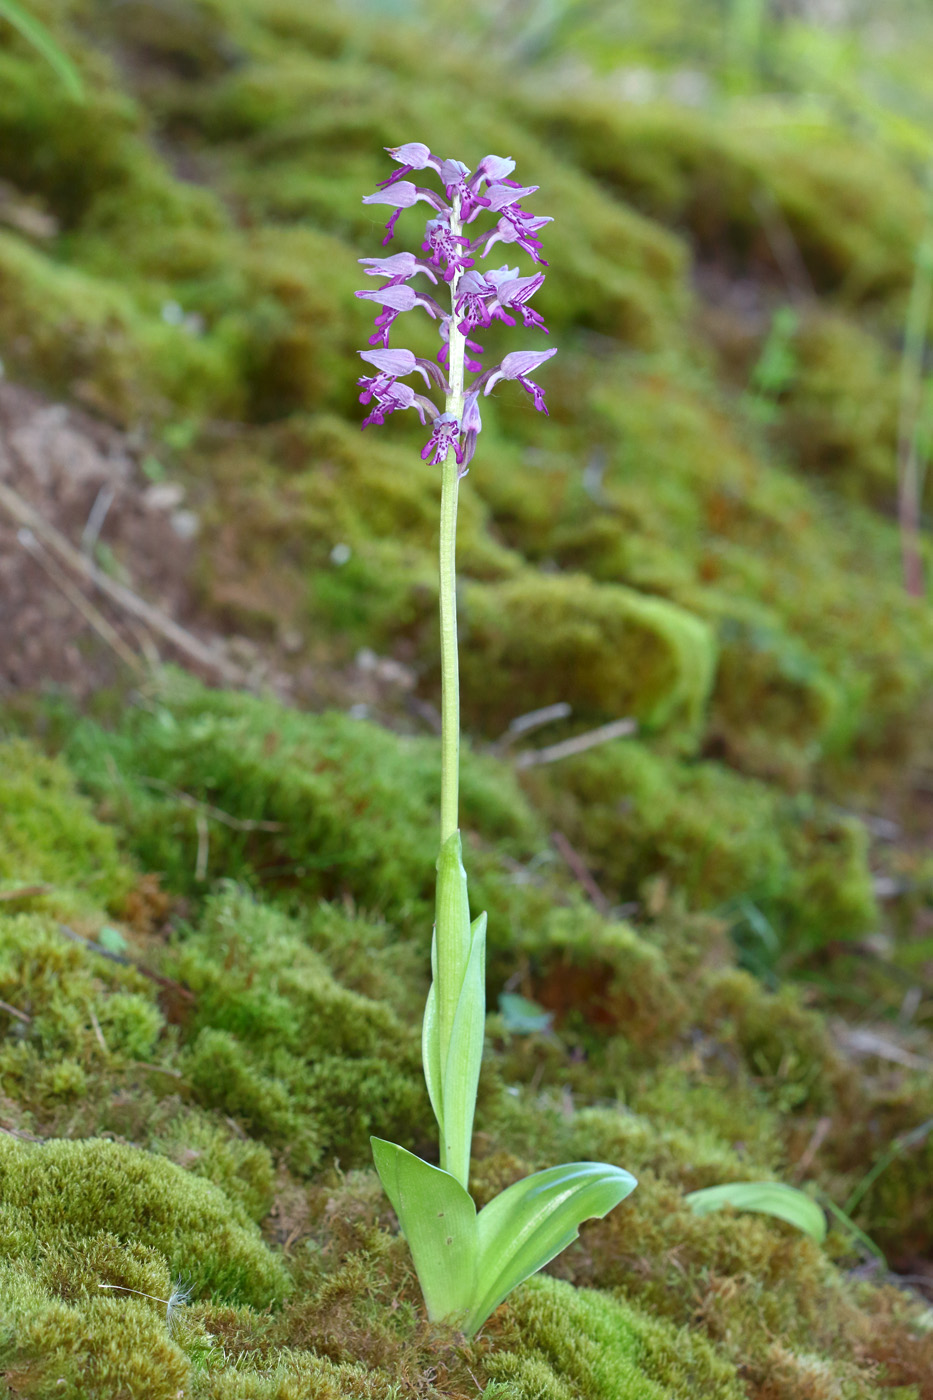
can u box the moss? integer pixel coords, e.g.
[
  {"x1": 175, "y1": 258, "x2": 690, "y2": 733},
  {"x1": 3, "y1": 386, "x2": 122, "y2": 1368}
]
[
  {"x1": 514, "y1": 906, "x2": 687, "y2": 1052},
  {"x1": 0, "y1": 737, "x2": 133, "y2": 914},
  {"x1": 0, "y1": 229, "x2": 240, "y2": 422},
  {"x1": 0, "y1": 1255, "x2": 191, "y2": 1400},
  {"x1": 699, "y1": 969, "x2": 853, "y2": 1115},
  {"x1": 522, "y1": 739, "x2": 877, "y2": 962},
  {"x1": 456, "y1": 571, "x2": 716, "y2": 740},
  {"x1": 0, "y1": 1135, "x2": 291, "y2": 1306},
  {"x1": 776, "y1": 313, "x2": 901, "y2": 505},
  {"x1": 516, "y1": 95, "x2": 924, "y2": 304},
  {"x1": 146, "y1": 1107, "x2": 276, "y2": 1223},
  {"x1": 495, "y1": 1274, "x2": 745, "y2": 1400},
  {"x1": 64, "y1": 674, "x2": 542, "y2": 918},
  {"x1": 0, "y1": 911, "x2": 168, "y2": 1118}
]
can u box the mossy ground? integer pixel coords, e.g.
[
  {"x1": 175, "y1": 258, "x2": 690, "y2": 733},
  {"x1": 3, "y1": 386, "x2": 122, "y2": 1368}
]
[{"x1": 1, "y1": 1, "x2": 933, "y2": 1396}]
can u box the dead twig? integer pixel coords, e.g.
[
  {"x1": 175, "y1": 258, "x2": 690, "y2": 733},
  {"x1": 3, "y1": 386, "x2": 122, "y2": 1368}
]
[
  {"x1": 137, "y1": 776, "x2": 283, "y2": 832},
  {"x1": 0, "y1": 998, "x2": 31, "y2": 1024},
  {"x1": 0, "y1": 885, "x2": 51, "y2": 902},
  {"x1": 792, "y1": 1116, "x2": 832, "y2": 1181},
  {"x1": 57, "y1": 923, "x2": 195, "y2": 1002},
  {"x1": 551, "y1": 830, "x2": 611, "y2": 916},
  {"x1": 0, "y1": 473, "x2": 246, "y2": 685},
  {"x1": 494, "y1": 701, "x2": 572, "y2": 751},
  {"x1": 88, "y1": 1004, "x2": 108, "y2": 1054},
  {"x1": 515, "y1": 717, "x2": 637, "y2": 769},
  {"x1": 16, "y1": 527, "x2": 146, "y2": 676}
]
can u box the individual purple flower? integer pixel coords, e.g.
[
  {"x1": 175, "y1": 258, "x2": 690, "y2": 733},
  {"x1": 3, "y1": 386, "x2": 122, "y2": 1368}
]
[
  {"x1": 363, "y1": 181, "x2": 446, "y2": 244},
  {"x1": 358, "y1": 347, "x2": 439, "y2": 390},
  {"x1": 360, "y1": 380, "x2": 428, "y2": 429},
  {"x1": 421, "y1": 412, "x2": 464, "y2": 466},
  {"x1": 356, "y1": 283, "x2": 443, "y2": 346},
  {"x1": 471, "y1": 154, "x2": 516, "y2": 187},
  {"x1": 454, "y1": 270, "x2": 495, "y2": 333},
  {"x1": 422, "y1": 215, "x2": 475, "y2": 281},
  {"x1": 359, "y1": 252, "x2": 439, "y2": 285},
  {"x1": 477, "y1": 212, "x2": 553, "y2": 265},
  {"x1": 378, "y1": 143, "x2": 442, "y2": 189},
  {"x1": 485, "y1": 268, "x2": 549, "y2": 332},
  {"x1": 458, "y1": 392, "x2": 482, "y2": 475},
  {"x1": 482, "y1": 349, "x2": 558, "y2": 414}
]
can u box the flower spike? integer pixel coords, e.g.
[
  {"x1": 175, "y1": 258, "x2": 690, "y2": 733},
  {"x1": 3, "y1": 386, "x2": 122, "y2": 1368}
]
[{"x1": 356, "y1": 144, "x2": 556, "y2": 464}]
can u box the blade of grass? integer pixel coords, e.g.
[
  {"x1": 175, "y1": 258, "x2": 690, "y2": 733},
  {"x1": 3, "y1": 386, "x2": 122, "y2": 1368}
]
[{"x1": 0, "y1": 0, "x2": 83, "y2": 98}]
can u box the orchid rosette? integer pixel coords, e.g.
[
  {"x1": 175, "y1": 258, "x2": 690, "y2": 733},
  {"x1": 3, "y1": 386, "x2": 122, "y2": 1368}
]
[{"x1": 355, "y1": 143, "x2": 557, "y2": 473}]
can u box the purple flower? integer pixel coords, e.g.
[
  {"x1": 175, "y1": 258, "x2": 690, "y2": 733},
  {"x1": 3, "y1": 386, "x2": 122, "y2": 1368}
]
[
  {"x1": 422, "y1": 412, "x2": 464, "y2": 466},
  {"x1": 482, "y1": 183, "x2": 540, "y2": 212},
  {"x1": 458, "y1": 392, "x2": 482, "y2": 475},
  {"x1": 454, "y1": 270, "x2": 495, "y2": 333},
  {"x1": 356, "y1": 283, "x2": 443, "y2": 345},
  {"x1": 485, "y1": 269, "x2": 549, "y2": 332},
  {"x1": 482, "y1": 349, "x2": 558, "y2": 414},
  {"x1": 358, "y1": 252, "x2": 438, "y2": 284},
  {"x1": 360, "y1": 380, "x2": 428, "y2": 429},
  {"x1": 471, "y1": 154, "x2": 516, "y2": 187},
  {"x1": 359, "y1": 347, "x2": 448, "y2": 392},
  {"x1": 477, "y1": 213, "x2": 553, "y2": 265},
  {"x1": 378, "y1": 143, "x2": 442, "y2": 189},
  {"x1": 363, "y1": 181, "x2": 446, "y2": 244},
  {"x1": 422, "y1": 215, "x2": 475, "y2": 281}
]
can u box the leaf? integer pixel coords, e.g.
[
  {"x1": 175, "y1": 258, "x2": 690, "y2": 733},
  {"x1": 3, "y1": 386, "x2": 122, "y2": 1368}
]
[
  {"x1": 0, "y1": 0, "x2": 84, "y2": 98},
  {"x1": 434, "y1": 833, "x2": 472, "y2": 1056},
  {"x1": 685, "y1": 1182, "x2": 827, "y2": 1242},
  {"x1": 97, "y1": 925, "x2": 127, "y2": 954},
  {"x1": 421, "y1": 933, "x2": 443, "y2": 1133},
  {"x1": 466, "y1": 1161, "x2": 637, "y2": 1335},
  {"x1": 370, "y1": 1137, "x2": 477, "y2": 1323},
  {"x1": 499, "y1": 992, "x2": 554, "y2": 1034},
  {"x1": 440, "y1": 910, "x2": 486, "y2": 1189}
]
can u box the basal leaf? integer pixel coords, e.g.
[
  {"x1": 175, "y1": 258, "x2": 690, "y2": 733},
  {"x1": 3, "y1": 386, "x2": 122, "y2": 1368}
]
[
  {"x1": 685, "y1": 1182, "x2": 827, "y2": 1242},
  {"x1": 466, "y1": 1161, "x2": 637, "y2": 1335},
  {"x1": 370, "y1": 1137, "x2": 477, "y2": 1323},
  {"x1": 421, "y1": 934, "x2": 443, "y2": 1133},
  {"x1": 440, "y1": 910, "x2": 486, "y2": 1189}
]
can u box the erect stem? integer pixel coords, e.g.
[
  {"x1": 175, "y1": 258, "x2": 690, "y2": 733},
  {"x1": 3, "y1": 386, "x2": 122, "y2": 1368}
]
[{"x1": 439, "y1": 197, "x2": 467, "y2": 844}]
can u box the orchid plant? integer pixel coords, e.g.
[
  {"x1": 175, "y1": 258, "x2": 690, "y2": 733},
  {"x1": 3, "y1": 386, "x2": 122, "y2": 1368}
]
[{"x1": 356, "y1": 144, "x2": 637, "y2": 1336}]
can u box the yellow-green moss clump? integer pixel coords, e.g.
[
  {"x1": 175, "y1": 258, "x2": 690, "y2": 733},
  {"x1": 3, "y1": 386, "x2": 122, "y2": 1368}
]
[
  {"x1": 523, "y1": 738, "x2": 877, "y2": 963},
  {"x1": 457, "y1": 572, "x2": 715, "y2": 739},
  {"x1": 0, "y1": 737, "x2": 133, "y2": 915}
]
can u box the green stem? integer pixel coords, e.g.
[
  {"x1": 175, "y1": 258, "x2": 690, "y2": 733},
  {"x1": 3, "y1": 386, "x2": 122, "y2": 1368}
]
[{"x1": 439, "y1": 198, "x2": 467, "y2": 844}]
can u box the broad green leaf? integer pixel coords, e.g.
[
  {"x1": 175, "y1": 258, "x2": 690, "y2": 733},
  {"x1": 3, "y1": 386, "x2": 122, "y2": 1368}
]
[
  {"x1": 466, "y1": 1161, "x2": 637, "y2": 1335},
  {"x1": 685, "y1": 1182, "x2": 827, "y2": 1243},
  {"x1": 439, "y1": 910, "x2": 486, "y2": 1189},
  {"x1": 370, "y1": 1137, "x2": 477, "y2": 1323},
  {"x1": 421, "y1": 932, "x2": 443, "y2": 1132},
  {"x1": 0, "y1": 0, "x2": 84, "y2": 98}
]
